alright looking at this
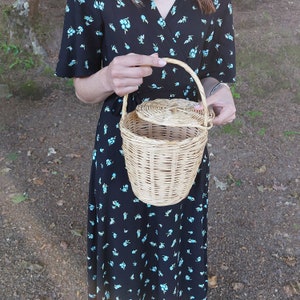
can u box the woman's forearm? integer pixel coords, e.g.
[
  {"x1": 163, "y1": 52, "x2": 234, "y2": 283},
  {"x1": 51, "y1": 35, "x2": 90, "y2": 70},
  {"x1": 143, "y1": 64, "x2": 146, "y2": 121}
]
[
  {"x1": 74, "y1": 66, "x2": 114, "y2": 104},
  {"x1": 201, "y1": 77, "x2": 220, "y2": 97},
  {"x1": 73, "y1": 53, "x2": 167, "y2": 104}
]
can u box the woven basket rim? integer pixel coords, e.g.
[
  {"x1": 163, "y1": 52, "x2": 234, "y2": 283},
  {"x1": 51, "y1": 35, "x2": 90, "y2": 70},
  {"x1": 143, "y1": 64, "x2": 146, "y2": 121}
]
[
  {"x1": 136, "y1": 98, "x2": 214, "y2": 128},
  {"x1": 120, "y1": 112, "x2": 208, "y2": 145}
]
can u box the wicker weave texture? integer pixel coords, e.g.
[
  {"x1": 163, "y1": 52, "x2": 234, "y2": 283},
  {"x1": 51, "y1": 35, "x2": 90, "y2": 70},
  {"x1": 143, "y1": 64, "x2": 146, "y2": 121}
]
[
  {"x1": 119, "y1": 58, "x2": 213, "y2": 206},
  {"x1": 136, "y1": 98, "x2": 214, "y2": 128},
  {"x1": 121, "y1": 111, "x2": 208, "y2": 206}
]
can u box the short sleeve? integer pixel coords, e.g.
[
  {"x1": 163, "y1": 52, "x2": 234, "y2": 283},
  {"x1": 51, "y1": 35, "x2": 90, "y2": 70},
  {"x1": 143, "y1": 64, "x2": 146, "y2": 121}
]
[
  {"x1": 55, "y1": 0, "x2": 103, "y2": 78},
  {"x1": 199, "y1": 0, "x2": 236, "y2": 83}
]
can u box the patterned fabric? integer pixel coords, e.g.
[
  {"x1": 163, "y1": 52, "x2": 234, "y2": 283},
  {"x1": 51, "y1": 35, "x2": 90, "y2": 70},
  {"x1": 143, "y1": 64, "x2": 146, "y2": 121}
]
[{"x1": 56, "y1": 0, "x2": 235, "y2": 299}]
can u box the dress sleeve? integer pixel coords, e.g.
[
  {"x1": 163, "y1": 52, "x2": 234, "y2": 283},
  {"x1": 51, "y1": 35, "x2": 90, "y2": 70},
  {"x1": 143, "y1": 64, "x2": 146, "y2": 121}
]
[
  {"x1": 55, "y1": 0, "x2": 103, "y2": 78},
  {"x1": 199, "y1": 0, "x2": 236, "y2": 83}
]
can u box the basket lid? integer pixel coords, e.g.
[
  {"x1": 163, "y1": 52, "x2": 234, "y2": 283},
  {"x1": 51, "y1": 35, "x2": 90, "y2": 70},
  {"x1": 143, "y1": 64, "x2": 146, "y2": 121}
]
[{"x1": 136, "y1": 98, "x2": 214, "y2": 128}]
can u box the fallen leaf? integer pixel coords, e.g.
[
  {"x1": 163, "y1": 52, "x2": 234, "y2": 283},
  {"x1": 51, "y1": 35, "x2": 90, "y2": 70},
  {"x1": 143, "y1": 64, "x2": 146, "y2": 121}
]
[
  {"x1": 283, "y1": 281, "x2": 300, "y2": 297},
  {"x1": 32, "y1": 177, "x2": 44, "y2": 186},
  {"x1": 60, "y1": 241, "x2": 68, "y2": 250},
  {"x1": 283, "y1": 256, "x2": 297, "y2": 267},
  {"x1": 213, "y1": 176, "x2": 228, "y2": 191},
  {"x1": 232, "y1": 282, "x2": 244, "y2": 291},
  {"x1": 40, "y1": 243, "x2": 50, "y2": 250},
  {"x1": 66, "y1": 153, "x2": 81, "y2": 158},
  {"x1": 47, "y1": 147, "x2": 56, "y2": 156},
  {"x1": 49, "y1": 223, "x2": 56, "y2": 229},
  {"x1": 1, "y1": 167, "x2": 11, "y2": 174},
  {"x1": 208, "y1": 275, "x2": 218, "y2": 288},
  {"x1": 272, "y1": 253, "x2": 297, "y2": 267},
  {"x1": 21, "y1": 260, "x2": 44, "y2": 272},
  {"x1": 71, "y1": 229, "x2": 83, "y2": 237},
  {"x1": 273, "y1": 183, "x2": 288, "y2": 191},
  {"x1": 53, "y1": 158, "x2": 62, "y2": 164},
  {"x1": 220, "y1": 263, "x2": 229, "y2": 271},
  {"x1": 255, "y1": 165, "x2": 267, "y2": 174},
  {"x1": 10, "y1": 193, "x2": 28, "y2": 204},
  {"x1": 257, "y1": 185, "x2": 265, "y2": 193}
]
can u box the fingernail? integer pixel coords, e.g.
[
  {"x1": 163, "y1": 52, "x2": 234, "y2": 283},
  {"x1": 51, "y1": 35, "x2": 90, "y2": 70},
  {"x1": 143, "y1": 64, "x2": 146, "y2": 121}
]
[
  {"x1": 158, "y1": 58, "x2": 167, "y2": 66},
  {"x1": 194, "y1": 104, "x2": 202, "y2": 110}
]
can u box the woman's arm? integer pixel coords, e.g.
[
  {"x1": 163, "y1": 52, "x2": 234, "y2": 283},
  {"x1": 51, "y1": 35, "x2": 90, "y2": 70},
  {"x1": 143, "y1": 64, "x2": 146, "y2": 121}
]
[
  {"x1": 73, "y1": 53, "x2": 166, "y2": 104},
  {"x1": 199, "y1": 77, "x2": 236, "y2": 126}
]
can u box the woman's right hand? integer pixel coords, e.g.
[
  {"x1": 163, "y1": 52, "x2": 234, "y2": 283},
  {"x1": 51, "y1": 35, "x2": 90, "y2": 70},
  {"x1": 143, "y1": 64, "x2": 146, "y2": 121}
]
[
  {"x1": 74, "y1": 53, "x2": 166, "y2": 104},
  {"x1": 106, "y1": 53, "x2": 167, "y2": 96}
]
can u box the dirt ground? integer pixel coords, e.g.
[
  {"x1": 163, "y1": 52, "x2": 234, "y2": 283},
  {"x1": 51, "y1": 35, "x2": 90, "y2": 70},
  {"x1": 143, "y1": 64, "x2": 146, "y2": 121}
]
[{"x1": 0, "y1": 0, "x2": 299, "y2": 299}]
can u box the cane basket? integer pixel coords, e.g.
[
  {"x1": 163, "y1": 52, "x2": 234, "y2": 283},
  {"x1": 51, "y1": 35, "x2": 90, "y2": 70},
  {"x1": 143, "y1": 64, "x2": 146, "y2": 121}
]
[{"x1": 119, "y1": 58, "x2": 214, "y2": 206}]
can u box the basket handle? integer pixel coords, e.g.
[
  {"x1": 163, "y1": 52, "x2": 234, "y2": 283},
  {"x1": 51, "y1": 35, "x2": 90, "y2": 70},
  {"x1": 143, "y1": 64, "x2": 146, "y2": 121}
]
[{"x1": 121, "y1": 57, "x2": 209, "y2": 126}]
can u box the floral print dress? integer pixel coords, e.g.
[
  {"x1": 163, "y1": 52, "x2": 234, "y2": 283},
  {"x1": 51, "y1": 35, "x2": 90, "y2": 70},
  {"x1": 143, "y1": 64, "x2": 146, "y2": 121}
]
[{"x1": 56, "y1": 0, "x2": 235, "y2": 299}]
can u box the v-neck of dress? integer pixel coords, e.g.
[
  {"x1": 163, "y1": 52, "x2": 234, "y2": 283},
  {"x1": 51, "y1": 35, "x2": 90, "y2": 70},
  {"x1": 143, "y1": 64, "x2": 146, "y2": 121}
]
[{"x1": 152, "y1": 0, "x2": 177, "y2": 20}]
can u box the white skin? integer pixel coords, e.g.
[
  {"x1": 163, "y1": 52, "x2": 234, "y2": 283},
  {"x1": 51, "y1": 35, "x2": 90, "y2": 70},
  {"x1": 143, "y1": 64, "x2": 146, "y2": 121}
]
[{"x1": 73, "y1": 1, "x2": 236, "y2": 126}]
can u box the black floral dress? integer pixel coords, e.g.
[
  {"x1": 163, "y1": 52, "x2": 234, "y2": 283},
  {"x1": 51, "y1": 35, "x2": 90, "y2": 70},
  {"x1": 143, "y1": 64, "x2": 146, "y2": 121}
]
[{"x1": 56, "y1": 0, "x2": 235, "y2": 299}]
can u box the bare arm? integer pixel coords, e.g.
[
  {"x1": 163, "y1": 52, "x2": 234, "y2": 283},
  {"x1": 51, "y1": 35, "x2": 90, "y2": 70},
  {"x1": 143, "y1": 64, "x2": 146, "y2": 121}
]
[
  {"x1": 73, "y1": 53, "x2": 167, "y2": 104},
  {"x1": 199, "y1": 77, "x2": 236, "y2": 126}
]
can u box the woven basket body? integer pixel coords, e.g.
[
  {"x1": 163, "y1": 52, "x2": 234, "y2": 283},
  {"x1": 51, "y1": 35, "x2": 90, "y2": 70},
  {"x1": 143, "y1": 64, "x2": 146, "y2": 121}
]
[{"x1": 119, "y1": 58, "x2": 213, "y2": 206}]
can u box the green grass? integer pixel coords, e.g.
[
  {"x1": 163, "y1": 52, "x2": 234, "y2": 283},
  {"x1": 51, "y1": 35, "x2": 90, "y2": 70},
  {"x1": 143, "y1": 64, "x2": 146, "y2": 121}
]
[
  {"x1": 6, "y1": 152, "x2": 19, "y2": 161},
  {"x1": 221, "y1": 119, "x2": 243, "y2": 135},
  {"x1": 283, "y1": 131, "x2": 300, "y2": 137},
  {"x1": 11, "y1": 193, "x2": 29, "y2": 204},
  {"x1": 257, "y1": 127, "x2": 266, "y2": 136},
  {"x1": 237, "y1": 49, "x2": 290, "y2": 98},
  {"x1": 236, "y1": 33, "x2": 299, "y2": 98},
  {"x1": 0, "y1": 40, "x2": 37, "y2": 71},
  {"x1": 245, "y1": 110, "x2": 263, "y2": 119},
  {"x1": 230, "y1": 83, "x2": 241, "y2": 100}
]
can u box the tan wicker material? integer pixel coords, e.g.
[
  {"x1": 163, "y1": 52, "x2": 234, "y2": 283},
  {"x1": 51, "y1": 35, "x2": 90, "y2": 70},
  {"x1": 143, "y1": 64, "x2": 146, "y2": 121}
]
[
  {"x1": 119, "y1": 58, "x2": 214, "y2": 206},
  {"x1": 136, "y1": 98, "x2": 214, "y2": 128}
]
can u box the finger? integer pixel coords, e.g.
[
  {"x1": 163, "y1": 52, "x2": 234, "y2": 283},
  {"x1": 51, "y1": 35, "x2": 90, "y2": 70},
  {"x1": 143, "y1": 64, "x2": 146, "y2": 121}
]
[
  {"x1": 115, "y1": 85, "x2": 140, "y2": 97},
  {"x1": 213, "y1": 111, "x2": 236, "y2": 125},
  {"x1": 124, "y1": 53, "x2": 166, "y2": 67},
  {"x1": 110, "y1": 64, "x2": 153, "y2": 82},
  {"x1": 113, "y1": 76, "x2": 143, "y2": 88}
]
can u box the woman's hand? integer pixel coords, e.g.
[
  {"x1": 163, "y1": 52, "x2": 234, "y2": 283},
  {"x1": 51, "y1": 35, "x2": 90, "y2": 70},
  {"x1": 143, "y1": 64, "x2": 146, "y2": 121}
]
[
  {"x1": 106, "y1": 53, "x2": 167, "y2": 96},
  {"x1": 74, "y1": 53, "x2": 166, "y2": 104},
  {"x1": 195, "y1": 83, "x2": 236, "y2": 126}
]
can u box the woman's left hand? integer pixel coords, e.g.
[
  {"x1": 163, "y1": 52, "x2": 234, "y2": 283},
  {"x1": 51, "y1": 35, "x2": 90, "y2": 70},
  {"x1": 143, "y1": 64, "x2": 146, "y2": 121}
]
[{"x1": 196, "y1": 84, "x2": 236, "y2": 126}]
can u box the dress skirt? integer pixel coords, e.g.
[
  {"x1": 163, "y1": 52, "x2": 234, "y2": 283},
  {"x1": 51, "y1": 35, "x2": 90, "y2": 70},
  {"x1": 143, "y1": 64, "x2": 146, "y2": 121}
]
[{"x1": 87, "y1": 97, "x2": 210, "y2": 300}]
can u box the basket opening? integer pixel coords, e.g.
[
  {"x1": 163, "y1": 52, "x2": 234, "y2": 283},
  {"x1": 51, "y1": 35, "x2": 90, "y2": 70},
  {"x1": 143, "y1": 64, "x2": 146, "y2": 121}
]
[{"x1": 123, "y1": 112, "x2": 204, "y2": 142}]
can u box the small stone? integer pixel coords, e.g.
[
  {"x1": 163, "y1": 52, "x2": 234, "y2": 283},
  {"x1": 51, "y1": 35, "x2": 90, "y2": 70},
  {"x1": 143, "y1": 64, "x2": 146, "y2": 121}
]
[{"x1": 232, "y1": 282, "x2": 245, "y2": 291}]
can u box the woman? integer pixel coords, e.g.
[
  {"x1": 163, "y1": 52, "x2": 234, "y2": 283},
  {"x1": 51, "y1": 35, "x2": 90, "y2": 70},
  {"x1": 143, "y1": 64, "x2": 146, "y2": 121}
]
[{"x1": 56, "y1": 0, "x2": 236, "y2": 299}]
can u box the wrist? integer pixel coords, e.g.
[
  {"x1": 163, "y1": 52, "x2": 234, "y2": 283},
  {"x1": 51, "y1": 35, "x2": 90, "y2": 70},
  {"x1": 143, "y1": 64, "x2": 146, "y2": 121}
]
[
  {"x1": 200, "y1": 77, "x2": 219, "y2": 97},
  {"x1": 209, "y1": 82, "x2": 230, "y2": 96}
]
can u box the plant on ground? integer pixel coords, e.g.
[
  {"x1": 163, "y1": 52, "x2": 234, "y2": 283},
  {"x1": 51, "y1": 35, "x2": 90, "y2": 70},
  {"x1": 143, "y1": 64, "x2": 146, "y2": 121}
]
[
  {"x1": 245, "y1": 110, "x2": 263, "y2": 119},
  {"x1": 6, "y1": 152, "x2": 19, "y2": 161},
  {"x1": 283, "y1": 131, "x2": 300, "y2": 137},
  {"x1": 221, "y1": 119, "x2": 243, "y2": 135},
  {"x1": 230, "y1": 83, "x2": 241, "y2": 100},
  {"x1": 11, "y1": 193, "x2": 29, "y2": 204},
  {"x1": 257, "y1": 127, "x2": 266, "y2": 136}
]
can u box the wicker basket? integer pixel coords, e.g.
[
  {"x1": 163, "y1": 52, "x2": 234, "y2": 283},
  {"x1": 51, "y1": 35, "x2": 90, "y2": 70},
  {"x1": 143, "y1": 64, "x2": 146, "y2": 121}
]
[{"x1": 119, "y1": 58, "x2": 214, "y2": 206}]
